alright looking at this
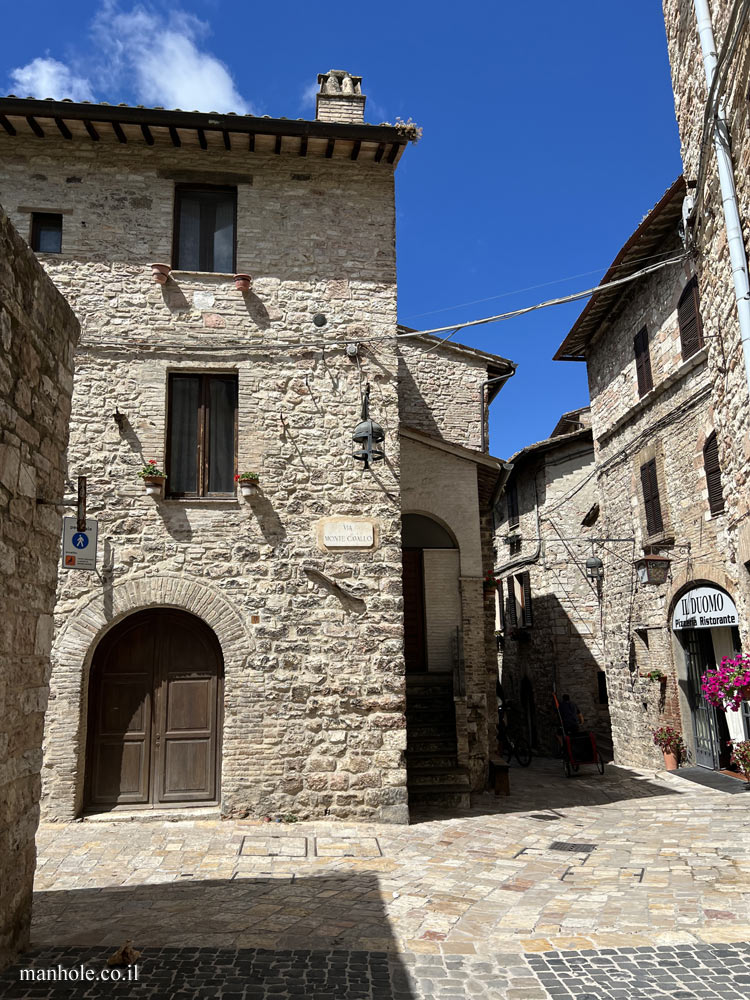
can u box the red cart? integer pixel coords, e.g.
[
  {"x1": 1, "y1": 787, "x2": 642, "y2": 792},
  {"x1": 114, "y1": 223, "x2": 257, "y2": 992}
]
[{"x1": 553, "y1": 693, "x2": 605, "y2": 777}]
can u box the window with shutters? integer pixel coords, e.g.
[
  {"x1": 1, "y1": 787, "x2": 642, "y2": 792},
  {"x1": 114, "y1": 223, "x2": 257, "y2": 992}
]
[
  {"x1": 506, "y1": 482, "x2": 519, "y2": 529},
  {"x1": 678, "y1": 277, "x2": 704, "y2": 361},
  {"x1": 166, "y1": 373, "x2": 238, "y2": 498},
  {"x1": 640, "y1": 458, "x2": 664, "y2": 536},
  {"x1": 633, "y1": 326, "x2": 653, "y2": 397},
  {"x1": 703, "y1": 431, "x2": 724, "y2": 515},
  {"x1": 173, "y1": 185, "x2": 237, "y2": 272},
  {"x1": 506, "y1": 572, "x2": 533, "y2": 628}
]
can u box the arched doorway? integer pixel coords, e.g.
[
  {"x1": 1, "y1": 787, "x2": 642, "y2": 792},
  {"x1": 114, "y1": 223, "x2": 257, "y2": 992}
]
[{"x1": 85, "y1": 609, "x2": 223, "y2": 809}]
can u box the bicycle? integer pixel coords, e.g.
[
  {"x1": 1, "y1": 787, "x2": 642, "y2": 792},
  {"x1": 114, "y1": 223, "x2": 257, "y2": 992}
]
[{"x1": 497, "y1": 703, "x2": 533, "y2": 767}]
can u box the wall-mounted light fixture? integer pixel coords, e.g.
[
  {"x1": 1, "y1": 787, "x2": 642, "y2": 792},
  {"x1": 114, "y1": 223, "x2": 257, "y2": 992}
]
[
  {"x1": 585, "y1": 555, "x2": 604, "y2": 581},
  {"x1": 352, "y1": 383, "x2": 385, "y2": 470},
  {"x1": 635, "y1": 555, "x2": 670, "y2": 585}
]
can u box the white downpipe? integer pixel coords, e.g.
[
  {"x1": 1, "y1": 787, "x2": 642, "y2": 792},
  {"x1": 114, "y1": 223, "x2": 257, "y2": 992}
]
[{"x1": 692, "y1": 0, "x2": 750, "y2": 395}]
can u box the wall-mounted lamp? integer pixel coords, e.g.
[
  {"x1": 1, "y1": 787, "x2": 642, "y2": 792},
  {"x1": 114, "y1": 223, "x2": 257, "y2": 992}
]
[
  {"x1": 352, "y1": 383, "x2": 385, "y2": 470},
  {"x1": 585, "y1": 555, "x2": 604, "y2": 581},
  {"x1": 635, "y1": 555, "x2": 670, "y2": 585}
]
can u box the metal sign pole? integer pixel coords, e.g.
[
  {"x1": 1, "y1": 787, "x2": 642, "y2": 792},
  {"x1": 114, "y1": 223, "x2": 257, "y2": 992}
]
[{"x1": 77, "y1": 476, "x2": 86, "y2": 533}]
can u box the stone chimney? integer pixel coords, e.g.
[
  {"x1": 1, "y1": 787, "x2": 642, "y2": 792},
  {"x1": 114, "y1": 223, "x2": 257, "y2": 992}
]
[{"x1": 316, "y1": 70, "x2": 366, "y2": 124}]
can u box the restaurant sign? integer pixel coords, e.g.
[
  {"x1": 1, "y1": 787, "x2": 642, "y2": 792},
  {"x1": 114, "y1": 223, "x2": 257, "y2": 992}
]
[{"x1": 671, "y1": 585, "x2": 738, "y2": 631}]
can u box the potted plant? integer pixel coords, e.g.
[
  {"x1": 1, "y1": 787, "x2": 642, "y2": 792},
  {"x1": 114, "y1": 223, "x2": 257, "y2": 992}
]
[
  {"x1": 150, "y1": 263, "x2": 172, "y2": 285},
  {"x1": 234, "y1": 273, "x2": 252, "y2": 292},
  {"x1": 483, "y1": 571, "x2": 499, "y2": 594},
  {"x1": 643, "y1": 669, "x2": 665, "y2": 683},
  {"x1": 139, "y1": 460, "x2": 167, "y2": 497},
  {"x1": 652, "y1": 725, "x2": 685, "y2": 771},
  {"x1": 701, "y1": 653, "x2": 750, "y2": 711},
  {"x1": 728, "y1": 740, "x2": 750, "y2": 783},
  {"x1": 235, "y1": 471, "x2": 259, "y2": 497}
]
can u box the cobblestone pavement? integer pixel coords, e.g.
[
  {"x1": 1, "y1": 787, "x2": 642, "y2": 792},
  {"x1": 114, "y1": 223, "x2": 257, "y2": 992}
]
[{"x1": 1, "y1": 760, "x2": 748, "y2": 997}]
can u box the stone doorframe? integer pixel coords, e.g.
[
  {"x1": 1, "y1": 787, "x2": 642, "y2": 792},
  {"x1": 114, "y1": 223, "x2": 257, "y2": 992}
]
[{"x1": 44, "y1": 572, "x2": 250, "y2": 820}]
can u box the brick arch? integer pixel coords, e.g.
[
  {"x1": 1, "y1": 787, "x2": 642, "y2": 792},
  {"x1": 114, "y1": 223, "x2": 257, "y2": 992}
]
[{"x1": 44, "y1": 573, "x2": 251, "y2": 819}]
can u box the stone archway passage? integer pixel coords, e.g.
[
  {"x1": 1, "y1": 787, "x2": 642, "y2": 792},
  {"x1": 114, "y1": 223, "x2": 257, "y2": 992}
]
[{"x1": 85, "y1": 609, "x2": 223, "y2": 809}]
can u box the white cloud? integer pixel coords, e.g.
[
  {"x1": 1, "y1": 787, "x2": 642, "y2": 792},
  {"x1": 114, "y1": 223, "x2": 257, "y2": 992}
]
[
  {"x1": 9, "y1": 57, "x2": 95, "y2": 102},
  {"x1": 93, "y1": 4, "x2": 251, "y2": 114}
]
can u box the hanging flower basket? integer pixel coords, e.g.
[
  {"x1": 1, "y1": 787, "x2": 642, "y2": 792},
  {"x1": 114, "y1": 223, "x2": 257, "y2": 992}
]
[
  {"x1": 483, "y1": 571, "x2": 499, "y2": 593},
  {"x1": 235, "y1": 471, "x2": 259, "y2": 497},
  {"x1": 138, "y1": 460, "x2": 167, "y2": 497},
  {"x1": 701, "y1": 653, "x2": 750, "y2": 711}
]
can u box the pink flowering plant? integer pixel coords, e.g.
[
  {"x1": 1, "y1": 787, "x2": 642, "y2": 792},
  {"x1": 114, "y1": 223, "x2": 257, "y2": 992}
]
[
  {"x1": 652, "y1": 725, "x2": 685, "y2": 760},
  {"x1": 729, "y1": 740, "x2": 750, "y2": 781},
  {"x1": 700, "y1": 653, "x2": 750, "y2": 712}
]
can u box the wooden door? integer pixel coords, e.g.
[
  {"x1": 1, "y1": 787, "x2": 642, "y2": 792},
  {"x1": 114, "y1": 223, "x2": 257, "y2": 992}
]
[{"x1": 87, "y1": 609, "x2": 222, "y2": 808}]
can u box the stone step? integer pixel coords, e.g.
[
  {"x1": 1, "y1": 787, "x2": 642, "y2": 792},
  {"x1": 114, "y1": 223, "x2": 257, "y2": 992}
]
[
  {"x1": 408, "y1": 785, "x2": 472, "y2": 809},
  {"x1": 405, "y1": 750, "x2": 458, "y2": 769},
  {"x1": 407, "y1": 767, "x2": 470, "y2": 788}
]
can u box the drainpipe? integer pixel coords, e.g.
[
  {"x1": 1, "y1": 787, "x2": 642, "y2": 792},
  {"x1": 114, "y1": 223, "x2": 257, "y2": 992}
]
[
  {"x1": 480, "y1": 372, "x2": 514, "y2": 453},
  {"x1": 691, "y1": 0, "x2": 750, "y2": 395}
]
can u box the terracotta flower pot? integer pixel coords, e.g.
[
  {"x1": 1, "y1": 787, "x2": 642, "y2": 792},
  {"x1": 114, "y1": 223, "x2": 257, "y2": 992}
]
[
  {"x1": 234, "y1": 273, "x2": 252, "y2": 292},
  {"x1": 238, "y1": 479, "x2": 259, "y2": 497},
  {"x1": 663, "y1": 750, "x2": 679, "y2": 771},
  {"x1": 150, "y1": 263, "x2": 172, "y2": 285},
  {"x1": 142, "y1": 475, "x2": 166, "y2": 497}
]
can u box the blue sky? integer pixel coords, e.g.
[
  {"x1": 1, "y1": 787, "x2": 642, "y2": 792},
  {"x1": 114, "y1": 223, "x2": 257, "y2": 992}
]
[{"x1": 1, "y1": 1, "x2": 683, "y2": 458}]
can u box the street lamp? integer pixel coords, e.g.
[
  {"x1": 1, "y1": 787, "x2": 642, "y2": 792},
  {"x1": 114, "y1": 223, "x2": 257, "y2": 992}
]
[
  {"x1": 352, "y1": 383, "x2": 385, "y2": 470},
  {"x1": 585, "y1": 555, "x2": 604, "y2": 581},
  {"x1": 635, "y1": 555, "x2": 670, "y2": 585}
]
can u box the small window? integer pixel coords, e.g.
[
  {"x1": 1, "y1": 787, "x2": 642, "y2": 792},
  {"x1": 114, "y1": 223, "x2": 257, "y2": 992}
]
[
  {"x1": 633, "y1": 326, "x2": 653, "y2": 396},
  {"x1": 506, "y1": 571, "x2": 532, "y2": 628},
  {"x1": 166, "y1": 373, "x2": 238, "y2": 497},
  {"x1": 173, "y1": 186, "x2": 236, "y2": 272},
  {"x1": 506, "y1": 481, "x2": 519, "y2": 529},
  {"x1": 678, "y1": 276, "x2": 704, "y2": 361},
  {"x1": 640, "y1": 458, "x2": 664, "y2": 536},
  {"x1": 703, "y1": 431, "x2": 724, "y2": 515},
  {"x1": 509, "y1": 535, "x2": 522, "y2": 556},
  {"x1": 31, "y1": 213, "x2": 62, "y2": 253}
]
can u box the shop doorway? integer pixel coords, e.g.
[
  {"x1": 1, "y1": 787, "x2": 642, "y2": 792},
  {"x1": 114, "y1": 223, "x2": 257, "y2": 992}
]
[
  {"x1": 681, "y1": 628, "x2": 727, "y2": 769},
  {"x1": 85, "y1": 608, "x2": 223, "y2": 809}
]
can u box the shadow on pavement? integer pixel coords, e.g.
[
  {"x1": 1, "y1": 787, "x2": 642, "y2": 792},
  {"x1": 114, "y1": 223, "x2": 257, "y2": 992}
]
[
  {"x1": 0, "y1": 874, "x2": 416, "y2": 999},
  {"x1": 409, "y1": 756, "x2": 680, "y2": 823}
]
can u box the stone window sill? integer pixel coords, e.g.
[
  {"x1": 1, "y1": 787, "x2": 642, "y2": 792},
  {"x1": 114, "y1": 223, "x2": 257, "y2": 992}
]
[
  {"x1": 162, "y1": 497, "x2": 240, "y2": 507},
  {"x1": 169, "y1": 271, "x2": 236, "y2": 283}
]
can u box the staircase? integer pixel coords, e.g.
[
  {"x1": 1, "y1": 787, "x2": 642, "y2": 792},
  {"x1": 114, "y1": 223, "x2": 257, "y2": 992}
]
[{"x1": 405, "y1": 672, "x2": 471, "y2": 810}]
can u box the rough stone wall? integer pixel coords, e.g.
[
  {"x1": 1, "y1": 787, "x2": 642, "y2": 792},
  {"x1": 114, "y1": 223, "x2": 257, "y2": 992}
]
[
  {"x1": 585, "y1": 253, "x2": 732, "y2": 769},
  {"x1": 495, "y1": 434, "x2": 610, "y2": 756},
  {"x1": 398, "y1": 341, "x2": 492, "y2": 451},
  {"x1": 662, "y1": 1, "x2": 750, "y2": 644},
  {"x1": 0, "y1": 133, "x2": 407, "y2": 823},
  {"x1": 0, "y1": 208, "x2": 78, "y2": 969}
]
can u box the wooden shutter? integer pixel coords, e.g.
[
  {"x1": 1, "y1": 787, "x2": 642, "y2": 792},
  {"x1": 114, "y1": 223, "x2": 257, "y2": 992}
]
[
  {"x1": 507, "y1": 482, "x2": 519, "y2": 528},
  {"x1": 678, "y1": 277, "x2": 704, "y2": 361},
  {"x1": 506, "y1": 577, "x2": 518, "y2": 628},
  {"x1": 520, "y1": 572, "x2": 533, "y2": 627},
  {"x1": 640, "y1": 458, "x2": 664, "y2": 535},
  {"x1": 703, "y1": 432, "x2": 724, "y2": 515},
  {"x1": 633, "y1": 327, "x2": 653, "y2": 396}
]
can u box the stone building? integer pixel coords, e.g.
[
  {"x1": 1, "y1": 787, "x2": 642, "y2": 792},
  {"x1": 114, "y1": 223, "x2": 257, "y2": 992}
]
[
  {"x1": 0, "y1": 72, "x2": 513, "y2": 822},
  {"x1": 493, "y1": 408, "x2": 612, "y2": 757},
  {"x1": 555, "y1": 176, "x2": 749, "y2": 770},
  {"x1": 0, "y1": 209, "x2": 79, "y2": 968}
]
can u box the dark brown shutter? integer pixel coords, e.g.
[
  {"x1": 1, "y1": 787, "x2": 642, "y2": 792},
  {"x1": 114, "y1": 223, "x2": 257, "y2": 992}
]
[
  {"x1": 506, "y1": 578, "x2": 518, "y2": 628},
  {"x1": 634, "y1": 327, "x2": 653, "y2": 396},
  {"x1": 640, "y1": 458, "x2": 664, "y2": 535},
  {"x1": 678, "y1": 277, "x2": 704, "y2": 361},
  {"x1": 507, "y1": 482, "x2": 519, "y2": 528},
  {"x1": 703, "y1": 432, "x2": 724, "y2": 515},
  {"x1": 521, "y1": 572, "x2": 533, "y2": 627}
]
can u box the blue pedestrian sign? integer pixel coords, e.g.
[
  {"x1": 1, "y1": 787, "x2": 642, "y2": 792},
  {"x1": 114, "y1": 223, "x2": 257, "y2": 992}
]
[{"x1": 62, "y1": 517, "x2": 98, "y2": 571}]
